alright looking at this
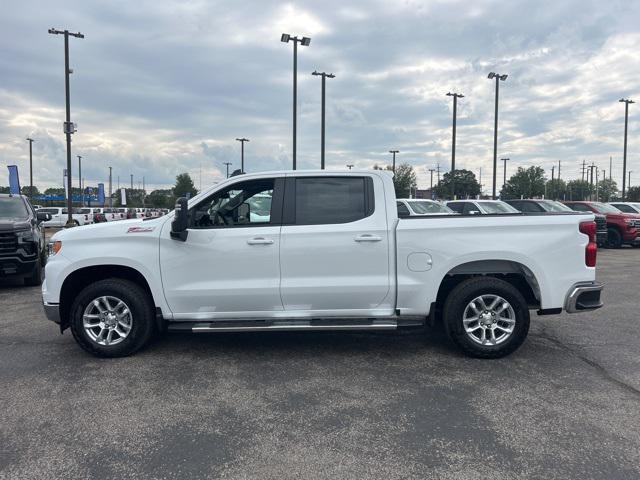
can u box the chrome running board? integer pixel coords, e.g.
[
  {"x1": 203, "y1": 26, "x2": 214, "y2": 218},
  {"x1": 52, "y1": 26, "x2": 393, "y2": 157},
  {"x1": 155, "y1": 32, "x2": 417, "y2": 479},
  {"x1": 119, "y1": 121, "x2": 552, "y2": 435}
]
[{"x1": 168, "y1": 319, "x2": 398, "y2": 333}]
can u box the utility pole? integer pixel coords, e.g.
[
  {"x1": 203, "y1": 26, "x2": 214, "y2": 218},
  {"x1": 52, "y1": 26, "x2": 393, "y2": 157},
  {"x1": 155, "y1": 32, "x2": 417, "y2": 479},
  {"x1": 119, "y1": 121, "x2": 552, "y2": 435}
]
[
  {"x1": 346, "y1": 164, "x2": 354, "y2": 170},
  {"x1": 501, "y1": 158, "x2": 509, "y2": 197},
  {"x1": 108, "y1": 166, "x2": 112, "y2": 207},
  {"x1": 436, "y1": 163, "x2": 441, "y2": 184},
  {"x1": 281, "y1": 34, "x2": 311, "y2": 170},
  {"x1": 581, "y1": 159, "x2": 586, "y2": 182},
  {"x1": 389, "y1": 150, "x2": 399, "y2": 173},
  {"x1": 235, "y1": 138, "x2": 249, "y2": 173},
  {"x1": 479, "y1": 167, "x2": 482, "y2": 198},
  {"x1": 620, "y1": 99, "x2": 634, "y2": 200},
  {"x1": 312, "y1": 71, "x2": 335, "y2": 169},
  {"x1": 48, "y1": 27, "x2": 84, "y2": 226},
  {"x1": 488, "y1": 72, "x2": 508, "y2": 199},
  {"x1": 224, "y1": 162, "x2": 232, "y2": 178},
  {"x1": 551, "y1": 166, "x2": 555, "y2": 199},
  {"x1": 130, "y1": 174, "x2": 133, "y2": 190},
  {"x1": 77, "y1": 155, "x2": 82, "y2": 206},
  {"x1": 558, "y1": 160, "x2": 561, "y2": 183},
  {"x1": 26, "y1": 138, "x2": 34, "y2": 200},
  {"x1": 446, "y1": 92, "x2": 464, "y2": 199},
  {"x1": 609, "y1": 156, "x2": 612, "y2": 180}
]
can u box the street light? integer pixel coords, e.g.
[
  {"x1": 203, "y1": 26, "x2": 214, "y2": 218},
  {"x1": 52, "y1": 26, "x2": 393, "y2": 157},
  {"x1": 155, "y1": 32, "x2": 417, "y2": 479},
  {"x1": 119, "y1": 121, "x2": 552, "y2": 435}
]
[
  {"x1": 446, "y1": 92, "x2": 464, "y2": 199},
  {"x1": 488, "y1": 72, "x2": 508, "y2": 199},
  {"x1": 389, "y1": 150, "x2": 399, "y2": 173},
  {"x1": 312, "y1": 71, "x2": 336, "y2": 169},
  {"x1": 77, "y1": 155, "x2": 82, "y2": 206},
  {"x1": 235, "y1": 138, "x2": 249, "y2": 173},
  {"x1": 26, "y1": 138, "x2": 34, "y2": 201},
  {"x1": 501, "y1": 158, "x2": 509, "y2": 197},
  {"x1": 223, "y1": 162, "x2": 232, "y2": 178},
  {"x1": 281, "y1": 33, "x2": 311, "y2": 170},
  {"x1": 48, "y1": 27, "x2": 84, "y2": 227},
  {"x1": 620, "y1": 98, "x2": 634, "y2": 200}
]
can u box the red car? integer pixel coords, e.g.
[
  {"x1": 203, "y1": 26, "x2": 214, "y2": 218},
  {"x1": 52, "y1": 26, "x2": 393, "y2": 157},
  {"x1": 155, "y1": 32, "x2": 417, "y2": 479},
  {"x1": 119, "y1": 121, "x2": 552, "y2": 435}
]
[{"x1": 563, "y1": 201, "x2": 640, "y2": 248}]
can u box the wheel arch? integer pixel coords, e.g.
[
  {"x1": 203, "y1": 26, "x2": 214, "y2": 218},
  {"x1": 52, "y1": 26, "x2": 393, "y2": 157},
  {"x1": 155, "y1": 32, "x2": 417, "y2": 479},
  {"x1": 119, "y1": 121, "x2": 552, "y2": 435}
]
[{"x1": 59, "y1": 265, "x2": 159, "y2": 331}]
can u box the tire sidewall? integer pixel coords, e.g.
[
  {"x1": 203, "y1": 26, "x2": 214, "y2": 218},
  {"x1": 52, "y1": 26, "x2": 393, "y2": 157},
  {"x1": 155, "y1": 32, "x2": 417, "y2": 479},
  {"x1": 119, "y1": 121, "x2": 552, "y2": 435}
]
[
  {"x1": 444, "y1": 279, "x2": 530, "y2": 358},
  {"x1": 70, "y1": 279, "x2": 154, "y2": 357},
  {"x1": 606, "y1": 228, "x2": 622, "y2": 248}
]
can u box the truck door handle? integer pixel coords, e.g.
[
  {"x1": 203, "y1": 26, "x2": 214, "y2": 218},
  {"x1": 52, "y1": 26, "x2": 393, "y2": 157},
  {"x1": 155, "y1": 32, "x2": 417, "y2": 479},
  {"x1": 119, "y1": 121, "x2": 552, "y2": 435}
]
[
  {"x1": 354, "y1": 234, "x2": 382, "y2": 242},
  {"x1": 247, "y1": 237, "x2": 274, "y2": 245}
]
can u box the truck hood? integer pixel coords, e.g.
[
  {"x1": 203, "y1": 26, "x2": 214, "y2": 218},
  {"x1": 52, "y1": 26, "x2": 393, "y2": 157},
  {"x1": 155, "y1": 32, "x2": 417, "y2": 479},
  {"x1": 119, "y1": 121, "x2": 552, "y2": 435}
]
[
  {"x1": 0, "y1": 220, "x2": 31, "y2": 232},
  {"x1": 52, "y1": 217, "x2": 165, "y2": 242}
]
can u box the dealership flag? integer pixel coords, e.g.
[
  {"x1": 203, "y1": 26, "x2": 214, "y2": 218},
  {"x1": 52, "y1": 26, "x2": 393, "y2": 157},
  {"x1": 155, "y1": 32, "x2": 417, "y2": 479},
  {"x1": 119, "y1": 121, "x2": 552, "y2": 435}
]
[
  {"x1": 121, "y1": 188, "x2": 127, "y2": 206},
  {"x1": 7, "y1": 165, "x2": 20, "y2": 195},
  {"x1": 97, "y1": 183, "x2": 105, "y2": 204}
]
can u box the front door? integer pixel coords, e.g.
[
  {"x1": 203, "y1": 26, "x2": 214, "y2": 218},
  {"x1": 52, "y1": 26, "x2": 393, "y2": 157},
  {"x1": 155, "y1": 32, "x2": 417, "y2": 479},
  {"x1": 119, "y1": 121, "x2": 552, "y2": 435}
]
[{"x1": 160, "y1": 177, "x2": 284, "y2": 319}]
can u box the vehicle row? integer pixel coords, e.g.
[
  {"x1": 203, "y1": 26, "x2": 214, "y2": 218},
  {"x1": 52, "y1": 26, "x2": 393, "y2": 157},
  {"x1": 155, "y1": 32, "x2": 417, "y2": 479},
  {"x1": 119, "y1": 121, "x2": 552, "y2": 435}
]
[
  {"x1": 396, "y1": 198, "x2": 640, "y2": 249},
  {"x1": 34, "y1": 206, "x2": 169, "y2": 227}
]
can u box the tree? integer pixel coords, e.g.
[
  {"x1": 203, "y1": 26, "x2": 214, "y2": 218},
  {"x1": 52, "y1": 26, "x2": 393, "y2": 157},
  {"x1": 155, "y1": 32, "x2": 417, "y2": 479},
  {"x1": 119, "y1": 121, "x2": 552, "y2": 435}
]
[
  {"x1": 627, "y1": 186, "x2": 640, "y2": 201},
  {"x1": 147, "y1": 189, "x2": 175, "y2": 208},
  {"x1": 113, "y1": 188, "x2": 146, "y2": 207},
  {"x1": 565, "y1": 180, "x2": 593, "y2": 201},
  {"x1": 392, "y1": 163, "x2": 417, "y2": 198},
  {"x1": 500, "y1": 166, "x2": 546, "y2": 199},
  {"x1": 174, "y1": 173, "x2": 198, "y2": 199},
  {"x1": 596, "y1": 178, "x2": 618, "y2": 202},
  {"x1": 0, "y1": 186, "x2": 10, "y2": 194},
  {"x1": 434, "y1": 169, "x2": 481, "y2": 200},
  {"x1": 545, "y1": 178, "x2": 566, "y2": 201}
]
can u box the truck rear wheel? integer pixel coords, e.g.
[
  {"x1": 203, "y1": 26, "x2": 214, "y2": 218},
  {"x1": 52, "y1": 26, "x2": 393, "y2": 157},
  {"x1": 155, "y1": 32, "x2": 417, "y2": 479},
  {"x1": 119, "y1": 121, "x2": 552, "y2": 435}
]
[
  {"x1": 443, "y1": 277, "x2": 530, "y2": 358},
  {"x1": 606, "y1": 228, "x2": 622, "y2": 248},
  {"x1": 69, "y1": 279, "x2": 155, "y2": 357}
]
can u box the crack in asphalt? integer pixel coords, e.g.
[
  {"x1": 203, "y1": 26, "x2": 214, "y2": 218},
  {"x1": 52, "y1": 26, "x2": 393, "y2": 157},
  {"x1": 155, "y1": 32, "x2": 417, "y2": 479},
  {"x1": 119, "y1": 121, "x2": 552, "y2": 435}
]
[{"x1": 536, "y1": 328, "x2": 640, "y2": 399}]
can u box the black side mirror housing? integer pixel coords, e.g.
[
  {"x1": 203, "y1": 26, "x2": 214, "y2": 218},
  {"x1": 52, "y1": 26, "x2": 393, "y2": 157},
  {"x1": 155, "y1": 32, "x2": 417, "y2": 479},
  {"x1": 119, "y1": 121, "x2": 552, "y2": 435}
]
[
  {"x1": 170, "y1": 197, "x2": 189, "y2": 241},
  {"x1": 36, "y1": 212, "x2": 51, "y2": 223}
]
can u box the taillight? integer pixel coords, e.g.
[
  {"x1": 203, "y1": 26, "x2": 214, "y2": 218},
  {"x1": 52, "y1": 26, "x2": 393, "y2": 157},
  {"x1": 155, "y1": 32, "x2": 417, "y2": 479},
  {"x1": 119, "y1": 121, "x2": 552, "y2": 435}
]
[{"x1": 580, "y1": 221, "x2": 597, "y2": 267}]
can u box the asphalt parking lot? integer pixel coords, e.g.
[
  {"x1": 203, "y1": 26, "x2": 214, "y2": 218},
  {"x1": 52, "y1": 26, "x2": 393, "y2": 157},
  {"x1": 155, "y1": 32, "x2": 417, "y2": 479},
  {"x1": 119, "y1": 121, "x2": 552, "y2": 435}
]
[{"x1": 1, "y1": 248, "x2": 639, "y2": 480}]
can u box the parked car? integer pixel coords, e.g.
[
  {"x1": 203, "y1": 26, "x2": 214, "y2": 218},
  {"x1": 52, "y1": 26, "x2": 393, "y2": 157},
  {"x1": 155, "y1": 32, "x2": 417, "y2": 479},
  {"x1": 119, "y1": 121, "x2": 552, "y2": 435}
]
[
  {"x1": 609, "y1": 202, "x2": 640, "y2": 214},
  {"x1": 446, "y1": 199, "x2": 520, "y2": 215},
  {"x1": 0, "y1": 194, "x2": 50, "y2": 285},
  {"x1": 505, "y1": 199, "x2": 608, "y2": 246},
  {"x1": 397, "y1": 199, "x2": 455, "y2": 216},
  {"x1": 43, "y1": 170, "x2": 602, "y2": 359},
  {"x1": 101, "y1": 208, "x2": 126, "y2": 222},
  {"x1": 32, "y1": 204, "x2": 42, "y2": 210},
  {"x1": 79, "y1": 207, "x2": 102, "y2": 224},
  {"x1": 37, "y1": 207, "x2": 90, "y2": 227},
  {"x1": 563, "y1": 201, "x2": 640, "y2": 248}
]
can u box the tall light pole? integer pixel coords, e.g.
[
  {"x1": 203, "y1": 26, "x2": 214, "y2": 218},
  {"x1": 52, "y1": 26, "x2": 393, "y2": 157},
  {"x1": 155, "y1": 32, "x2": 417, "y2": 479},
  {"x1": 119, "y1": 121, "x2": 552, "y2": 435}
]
[
  {"x1": 130, "y1": 174, "x2": 133, "y2": 190},
  {"x1": 235, "y1": 138, "x2": 249, "y2": 173},
  {"x1": 488, "y1": 72, "x2": 508, "y2": 199},
  {"x1": 108, "y1": 166, "x2": 112, "y2": 207},
  {"x1": 77, "y1": 155, "x2": 82, "y2": 206},
  {"x1": 49, "y1": 28, "x2": 84, "y2": 226},
  {"x1": 312, "y1": 71, "x2": 335, "y2": 169},
  {"x1": 26, "y1": 138, "x2": 34, "y2": 200},
  {"x1": 281, "y1": 33, "x2": 311, "y2": 170},
  {"x1": 629, "y1": 171, "x2": 633, "y2": 190},
  {"x1": 620, "y1": 98, "x2": 634, "y2": 200},
  {"x1": 389, "y1": 150, "x2": 399, "y2": 173},
  {"x1": 224, "y1": 162, "x2": 232, "y2": 178},
  {"x1": 501, "y1": 158, "x2": 509, "y2": 197},
  {"x1": 446, "y1": 92, "x2": 464, "y2": 199}
]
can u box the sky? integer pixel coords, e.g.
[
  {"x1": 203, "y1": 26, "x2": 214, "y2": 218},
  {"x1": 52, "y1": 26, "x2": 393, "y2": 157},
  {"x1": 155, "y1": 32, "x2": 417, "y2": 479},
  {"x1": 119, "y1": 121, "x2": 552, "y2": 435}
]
[{"x1": 1, "y1": 0, "x2": 639, "y2": 194}]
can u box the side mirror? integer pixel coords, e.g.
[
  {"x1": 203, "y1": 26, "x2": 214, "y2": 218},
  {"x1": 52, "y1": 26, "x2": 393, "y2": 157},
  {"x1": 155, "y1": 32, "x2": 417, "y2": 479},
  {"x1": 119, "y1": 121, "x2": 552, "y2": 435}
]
[
  {"x1": 36, "y1": 212, "x2": 51, "y2": 223},
  {"x1": 170, "y1": 197, "x2": 189, "y2": 241}
]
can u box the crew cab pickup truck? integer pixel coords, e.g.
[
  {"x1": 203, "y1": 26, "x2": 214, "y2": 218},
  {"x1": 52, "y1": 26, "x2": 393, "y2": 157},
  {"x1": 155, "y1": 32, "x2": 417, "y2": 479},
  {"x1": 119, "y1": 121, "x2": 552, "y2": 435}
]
[
  {"x1": 0, "y1": 194, "x2": 50, "y2": 285},
  {"x1": 42, "y1": 171, "x2": 603, "y2": 359},
  {"x1": 563, "y1": 201, "x2": 640, "y2": 248},
  {"x1": 38, "y1": 207, "x2": 90, "y2": 227}
]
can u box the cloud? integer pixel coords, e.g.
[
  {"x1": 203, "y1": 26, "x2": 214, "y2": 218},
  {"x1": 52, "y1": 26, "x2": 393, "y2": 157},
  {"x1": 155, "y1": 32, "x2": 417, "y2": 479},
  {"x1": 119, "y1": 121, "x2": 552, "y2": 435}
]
[{"x1": 0, "y1": 0, "x2": 638, "y2": 195}]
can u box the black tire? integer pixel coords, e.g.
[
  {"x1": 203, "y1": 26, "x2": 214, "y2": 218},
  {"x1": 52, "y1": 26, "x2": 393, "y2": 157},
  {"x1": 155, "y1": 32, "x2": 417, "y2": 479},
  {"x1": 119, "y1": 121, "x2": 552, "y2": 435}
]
[
  {"x1": 23, "y1": 260, "x2": 42, "y2": 286},
  {"x1": 443, "y1": 277, "x2": 530, "y2": 359},
  {"x1": 70, "y1": 278, "x2": 155, "y2": 357},
  {"x1": 606, "y1": 228, "x2": 622, "y2": 249}
]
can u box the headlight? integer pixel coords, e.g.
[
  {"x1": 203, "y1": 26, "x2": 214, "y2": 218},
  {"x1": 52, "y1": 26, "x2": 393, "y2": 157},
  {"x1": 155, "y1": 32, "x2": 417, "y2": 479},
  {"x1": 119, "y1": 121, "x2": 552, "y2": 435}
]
[
  {"x1": 48, "y1": 240, "x2": 62, "y2": 256},
  {"x1": 16, "y1": 230, "x2": 35, "y2": 242}
]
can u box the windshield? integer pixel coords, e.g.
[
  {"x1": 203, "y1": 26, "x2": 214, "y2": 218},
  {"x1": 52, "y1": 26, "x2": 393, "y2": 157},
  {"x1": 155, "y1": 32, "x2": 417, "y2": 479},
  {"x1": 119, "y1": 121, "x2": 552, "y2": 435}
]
[
  {"x1": 0, "y1": 197, "x2": 29, "y2": 219},
  {"x1": 592, "y1": 202, "x2": 621, "y2": 214},
  {"x1": 408, "y1": 200, "x2": 453, "y2": 214},
  {"x1": 477, "y1": 201, "x2": 519, "y2": 214},
  {"x1": 80, "y1": 208, "x2": 92, "y2": 214},
  {"x1": 538, "y1": 200, "x2": 573, "y2": 212}
]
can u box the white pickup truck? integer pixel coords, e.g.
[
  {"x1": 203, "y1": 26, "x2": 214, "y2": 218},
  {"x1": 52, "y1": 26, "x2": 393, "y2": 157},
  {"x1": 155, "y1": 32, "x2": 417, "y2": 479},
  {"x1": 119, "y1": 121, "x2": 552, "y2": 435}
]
[{"x1": 42, "y1": 170, "x2": 603, "y2": 358}]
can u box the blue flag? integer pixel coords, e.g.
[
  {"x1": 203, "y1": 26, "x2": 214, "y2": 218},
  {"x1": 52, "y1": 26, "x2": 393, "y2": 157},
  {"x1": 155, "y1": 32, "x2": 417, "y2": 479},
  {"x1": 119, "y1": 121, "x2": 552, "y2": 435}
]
[
  {"x1": 7, "y1": 165, "x2": 21, "y2": 195},
  {"x1": 97, "y1": 183, "x2": 105, "y2": 204}
]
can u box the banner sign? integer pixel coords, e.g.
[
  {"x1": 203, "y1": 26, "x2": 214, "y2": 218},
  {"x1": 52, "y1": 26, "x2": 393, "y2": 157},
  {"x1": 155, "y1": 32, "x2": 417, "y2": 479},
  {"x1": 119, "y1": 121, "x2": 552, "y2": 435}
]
[
  {"x1": 97, "y1": 183, "x2": 105, "y2": 204},
  {"x1": 121, "y1": 188, "x2": 127, "y2": 206},
  {"x1": 7, "y1": 165, "x2": 20, "y2": 195}
]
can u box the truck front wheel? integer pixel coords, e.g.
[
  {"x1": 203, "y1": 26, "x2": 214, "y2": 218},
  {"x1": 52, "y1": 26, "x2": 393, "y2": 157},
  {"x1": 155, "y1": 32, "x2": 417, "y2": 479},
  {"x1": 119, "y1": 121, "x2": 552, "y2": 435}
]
[
  {"x1": 443, "y1": 277, "x2": 530, "y2": 359},
  {"x1": 69, "y1": 279, "x2": 155, "y2": 357}
]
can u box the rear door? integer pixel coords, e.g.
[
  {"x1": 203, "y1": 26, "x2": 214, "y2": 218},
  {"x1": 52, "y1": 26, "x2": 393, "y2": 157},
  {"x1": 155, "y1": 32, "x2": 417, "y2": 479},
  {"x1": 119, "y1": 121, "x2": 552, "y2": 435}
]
[{"x1": 279, "y1": 175, "x2": 392, "y2": 315}]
